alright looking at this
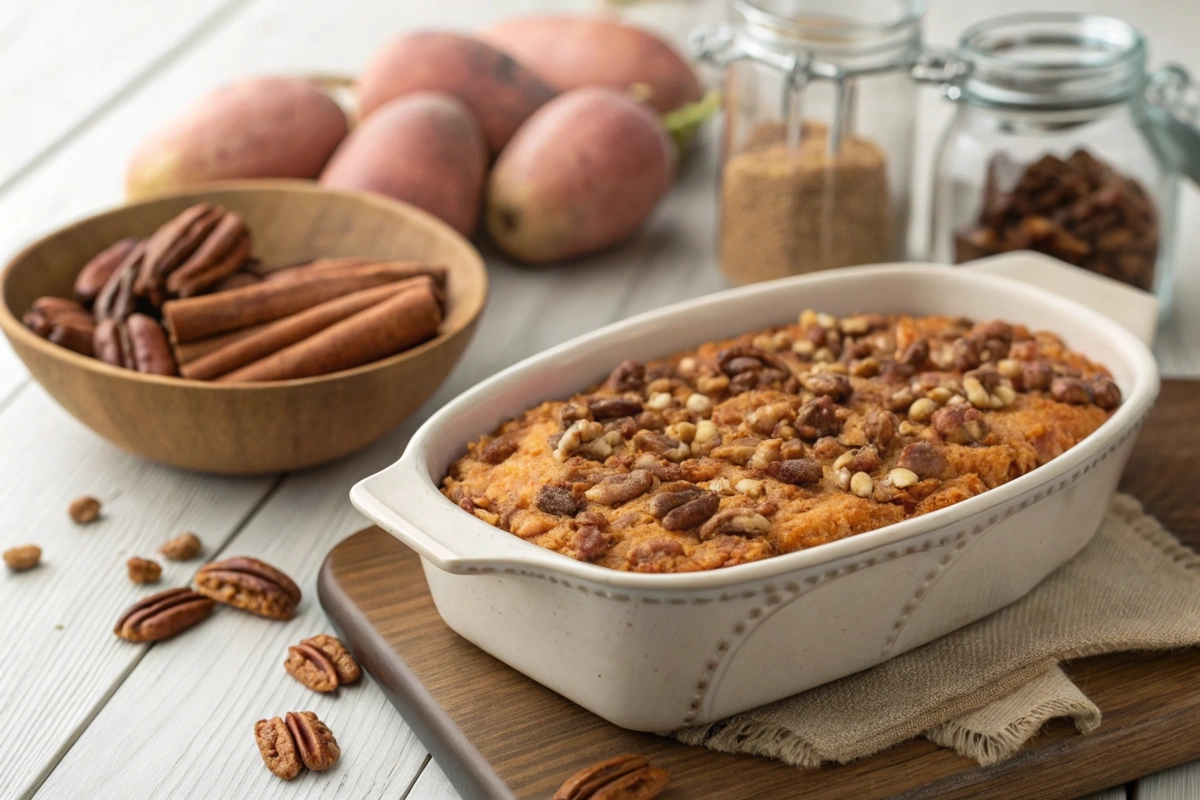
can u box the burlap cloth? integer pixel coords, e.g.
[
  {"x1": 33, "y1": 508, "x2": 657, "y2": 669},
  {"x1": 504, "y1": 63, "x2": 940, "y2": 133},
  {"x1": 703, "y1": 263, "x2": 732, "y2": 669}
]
[{"x1": 673, "y1": 494, "x2": 1200, "y2": 766}]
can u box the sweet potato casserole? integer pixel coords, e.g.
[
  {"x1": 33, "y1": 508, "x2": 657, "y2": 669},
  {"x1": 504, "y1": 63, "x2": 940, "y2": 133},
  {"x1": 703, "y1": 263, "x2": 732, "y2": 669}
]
[{"x1": 441, "y1": 312, "x2": 1119, "y2": 573}]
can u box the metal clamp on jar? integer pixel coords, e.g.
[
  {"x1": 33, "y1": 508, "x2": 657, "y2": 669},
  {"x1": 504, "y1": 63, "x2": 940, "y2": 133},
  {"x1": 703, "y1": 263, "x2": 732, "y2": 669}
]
[
  {"x1": 692, "y1": 0, "x2": 955, "y2": 285},
  {"x1": 927, "y1": 12, "x2": 1200, "y2": 312}
]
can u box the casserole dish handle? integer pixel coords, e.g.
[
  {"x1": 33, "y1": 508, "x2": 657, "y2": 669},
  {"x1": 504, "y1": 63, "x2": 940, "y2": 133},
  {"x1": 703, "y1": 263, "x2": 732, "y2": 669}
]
[{"x1": 963, "y1": 251, "x2": 1159, "y2": 346}]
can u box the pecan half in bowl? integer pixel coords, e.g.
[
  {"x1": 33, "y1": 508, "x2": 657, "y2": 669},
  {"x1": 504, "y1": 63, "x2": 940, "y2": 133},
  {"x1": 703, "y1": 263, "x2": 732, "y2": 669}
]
[{"x1": 352, "y1": 256, "x2": 1158, "y2": 732}]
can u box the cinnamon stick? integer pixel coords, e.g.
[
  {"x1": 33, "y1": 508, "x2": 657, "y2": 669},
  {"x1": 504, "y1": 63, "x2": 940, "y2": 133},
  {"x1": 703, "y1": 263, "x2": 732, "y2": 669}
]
[
  {"x1": 218, "y1": 282, "x2": 442, "y2": 382},
  {"x1": 162, "y1": 262, "x2": 447, "y2": 343},
  {"x1": 172, "y1": 323, "x2": 271, "y2": 366},
  {"x1": 181, "y1": 278, "x2": 428, "y2": 380},
  {"x1": 261, "y1": 256, "x2": 377, "y2": 281}
]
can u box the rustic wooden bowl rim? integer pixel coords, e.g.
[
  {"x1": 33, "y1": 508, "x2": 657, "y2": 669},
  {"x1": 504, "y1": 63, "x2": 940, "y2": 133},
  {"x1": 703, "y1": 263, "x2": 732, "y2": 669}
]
[{"x1": 0, "y1": 180, "x2": 488, "y2": 391}]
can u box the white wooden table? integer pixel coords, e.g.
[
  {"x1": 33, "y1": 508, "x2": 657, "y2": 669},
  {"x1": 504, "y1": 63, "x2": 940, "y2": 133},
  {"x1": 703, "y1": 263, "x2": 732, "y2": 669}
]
[{"x1": 2, "y1": 1, "x2": 1197, "y2": 798}]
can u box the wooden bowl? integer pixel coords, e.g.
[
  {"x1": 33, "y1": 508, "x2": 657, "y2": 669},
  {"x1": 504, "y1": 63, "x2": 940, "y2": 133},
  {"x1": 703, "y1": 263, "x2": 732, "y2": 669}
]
[{"x1": 0, "y1": 181, "x2": 487, "y2": 474}]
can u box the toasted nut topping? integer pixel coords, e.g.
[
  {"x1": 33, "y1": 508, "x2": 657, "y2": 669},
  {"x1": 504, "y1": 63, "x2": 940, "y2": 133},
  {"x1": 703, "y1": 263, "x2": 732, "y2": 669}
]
[
  {"x1": 4, "y1": 544, "x2": 41, "y2": 571},
  {"x1": 696, "y1": 374, "x2": 730, "y2": 395},
  {"x1": 813, "y1": 347, "x2": 835, "y2": 363},
  {"x1": 677, "y1": 357, "x2": 697, "y2": 376},
  {"x1": 816, "y1": 312, "x2": 838, "y2": 329},
  {"x1": 927, "y1": 387, "x2": 954, "y2": 405},
  {"x1": 997, "y1": 358, "x2": 1024, "y2": 380},
  {"x1": 889, "y1": 467, "x2": 919, "y2": 488},
  {"x1": 585, "y1": 471, "x2": 654, "y2": 507},
  {"x1": 1051, "y1": 376, "x2": 1093, "y2": 405},
  {"x1": 69, "y1": 496, "x2": 101, "y2": 524},
  {"x1": 685, "y1": 392, "x2": 713, "y2": 414},
  {"x1": 1091, "y1": 377, "x2": 1121, "y2": 409},
  {"x1": 850, "y1": 472, "x2": 874, "y2": 498},
  {"x1": 749, "y1": 438, "x2": 783, "y2": 470},
  {"x1": 735, "y1": 479, "x2": 764, "y2": 498},
  {"x1": 832, "y1": 451, "x2": 855, "y2": 471},
  {"x1": 646, "y1": 392, "x2": 673, "y2": 410},
  {"x1": 888, "y1": 388, "x2": 915, "y2": 412},
  {"x1": 693, "y1": 419, "x2": 719, "y2": 444},
  {"x1": 898, "y1": 441, "x2": 949, "y2": 479},
  {"x1": 474, "y1": 508, "x2": 500, "y2": 525},
  {"x1": 588, "y1": 396, "x2": 643, "y2": 420},
  {"x1": 776, "y1": 458, "x2": 823, "y2": 485},
  {"x1": 645, "y1": 378, "x2": 673, "y2": 395},
  {"x1": 834, "y1": 467, "x2": 852, "y2": 491},
  {"x1": 932, "y1": 404, "x2": 989, "y2": 445},
  {"x1": 632, "y1": 430, "x2": 689, "y2": 462},
  {"x1": 994, "y1": 384, "x2": 1017, "y2": 407},
  {"x1": 665, "y1": 421, "x2": 697, "y2": 444},
  {"x1": 963, "y1": 376, "x2": 992, "y2": 409},
  {"x1": 792, "y1": 339, "x2": 816, "y2": 357},
  {"x1": 536, "y1": 485, "x2": 584, "y2": 517},
  {"x1": 661, "y1": 492, "x2": 719, "y2": 531},
  {"x1": 699, "y1": 508, "x2": 771, "y2": 540},
  {"x1": 908, "y1": 397, "x2": 938, "y2": 422}
]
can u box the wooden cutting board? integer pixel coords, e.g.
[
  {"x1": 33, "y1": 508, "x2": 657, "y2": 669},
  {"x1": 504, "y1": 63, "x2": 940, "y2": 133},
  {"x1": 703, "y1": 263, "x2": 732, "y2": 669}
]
[{"x1": 318, "y1": 380, "x2": 1200, "y2": 800}]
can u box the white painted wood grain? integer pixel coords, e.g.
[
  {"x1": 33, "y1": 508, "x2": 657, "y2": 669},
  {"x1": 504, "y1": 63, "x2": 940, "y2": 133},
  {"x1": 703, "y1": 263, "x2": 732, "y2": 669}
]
[
  {"x1": 406, "y1": 758, "x2": 460, "y2": 800},
  {"x1": 1140, "y1": 762, "x2": 1200, "y2": 800},
  {"x1": 0, "y1": 383, "x2": 275, "y2": 799},
  {"x1": 0, "y1": 0, "x2": 241, "y2": 189}
]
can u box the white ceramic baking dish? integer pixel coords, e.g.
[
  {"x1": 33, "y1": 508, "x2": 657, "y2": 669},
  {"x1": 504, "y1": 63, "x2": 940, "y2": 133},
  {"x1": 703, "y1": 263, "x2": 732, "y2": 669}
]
[{"x1": 350, "y1": 253, "x2": 1159, "y2": 732}]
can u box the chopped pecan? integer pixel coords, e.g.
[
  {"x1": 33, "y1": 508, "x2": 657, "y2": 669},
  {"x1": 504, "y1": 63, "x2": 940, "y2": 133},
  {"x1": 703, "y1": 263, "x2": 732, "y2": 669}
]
[
  {"x1": 812, "y1": 436, "x2": 844, "y2": 460},
  {"x1": 709, "y1": 442, "x2": 757, "y2": 466},
  {"x1": 631, "y1": 430, "x2": 688, "y2": 462},
  {"x1": 627, "y1": 538, "x2": 684, "y2": 571},
  {"x1": 661, "y1": 492, "x2": 719, "y2": 531},
  {"x1": 863, "y1": 409, "x2": 897, "y2": 447},
  {"x1": 634, "y1": 410, "x2": 666, "y2": 431},
  {"x1": 605, "y1": 359, "x2": 645, "y2": 392},
  {"x1": 160, "y1": 532, "x2": 203, "y2": 561},
  {"x1": 648, "y1": 482, "x2": 703, "y2": 517},
  {"x1": 127, "y1": 557, "x2": 162, "y2": 585},
  {"x1": 1023, "y1": 360, "x2": 1055, "y2": 391},
  {"x1": 285, "y1": 642, "x2": 340, "y2": 692},
  {"x1": 773, "y1": 458, "x2": 823, "y2": 485},
  {"x1": 632, "y1": 453, "x2": 681, "y2": 482},
  {"x1": 255, "y1": 716, "x2": 301, "y2": 780},
  {"x1": 479, "y1": 431, "x2": 521, "y2": 464},
  {"x1": 699, "y1": 508, "x2": 770, "y2": 540},
  {"x1": 286, "y1": 711, "x2": 340, "y2": 772},
  {"x1": 847, "y1": 445, "x2": 880, "y2": 474},
  {"x1": 4, "y1": 544, "x2": 41, "y2": 571},
  {"x1": 193, "y1": 556, "x2": 301, "y2": 620},
  {"x1": 795, "y1": 396, "x2": 842, "y2": 440},
  {"x1": 536, "y1": 484, "x2": 584, "y2": 516},
  {"x1": 898, "y1": 442, "x2": 950, "y2": 479},
  {"x1": 114, "y1": 587, "x2": 215, "y2": 642},
  {"x1": 559, "y1": 403, "x2": 594, "y2": 427},
  {"x1": 1051, "y1": 376, "x2": 1093, "y2": 405},
  {"x1": 1091, "y1": 377, "x2": 1121, "y2": 409},
  {"x1": 931, "y1": 405, "x2": 989, "y2": 445},
  {"x1": 802, "y1": 372, "x2": 851, "y2": 400},
  {"x1": 573, "y1": 526, "x2": 610, "y2": 562},
  {"x1": 588, "y1": 396, "x2": 644, "y2": 420},
  {"x1": 69, "y1": 495, "x2": 102, "y2": 524},
  {"x1": 897, "y1": 338, "x2": 930, "y2": 366},
  {"x1": 584, "y1": 470, "x2": 653, "y2": 506}
]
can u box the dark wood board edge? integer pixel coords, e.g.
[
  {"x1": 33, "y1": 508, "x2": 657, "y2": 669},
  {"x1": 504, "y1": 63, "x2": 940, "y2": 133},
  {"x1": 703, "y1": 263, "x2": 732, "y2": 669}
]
[{"x1": 318, "y1": 556, "x2": 516, "y2": 800}]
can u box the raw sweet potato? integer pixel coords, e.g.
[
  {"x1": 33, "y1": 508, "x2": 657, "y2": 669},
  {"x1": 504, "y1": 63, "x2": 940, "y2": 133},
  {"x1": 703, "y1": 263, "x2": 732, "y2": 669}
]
[
  {"x1": 486, "y1": 87, "x2": 675, "y2": 263},
  {"x1": 480, "y1": 16, "x2": 702, "y2": 114},
  {"x1": 356, "y1": 31, "x2": 556, "y2": 154},
  {"x1": 126, "y1": 77, "x2": 348, "y2": 199},
  {"x1": 320, "y1": 92, "x2": 487, "y2": 236}
]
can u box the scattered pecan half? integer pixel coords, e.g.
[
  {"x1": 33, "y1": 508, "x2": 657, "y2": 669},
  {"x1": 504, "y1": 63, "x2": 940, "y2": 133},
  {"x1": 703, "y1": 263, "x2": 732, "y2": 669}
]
[
  {"x1": 160, "y1": 532, "x2": 203, "y2": 561},
  {"x1": 553, "y1": 754, "x2": 670, "y2": 800},
  {"x1": 699, "y1": 508, "x2": 770, "y2": 540},
  {"x1": 114, "y1": 587, "x2": 215, "y2": 642},
  {"x1": 255, "y1": 716, "x2": 302, "y2": 780},
  {"x1": 193, "y1": 556, "x2": 301, "y2": 620},
  {"x1": 68, "y1": 495, "x2": 102, "y2": 524},
  {"x1": 287, "y1": 711, "x2": 340, "y2": 772},
  {"x1": 584, "y1": 470, "x2": 653, "y2": 507},
  {"x1": 286, "y1": 634, "x2": 361, "y2": 692},
  {"x1": 588, "y1": 396, "x2": 643, "y2": 420},
  {"x1": 4, "y1": 544, "x2": 41, "y2": 571},
  {"x1": 127, "y1": 557, "x2": 162, "y2": 585}
]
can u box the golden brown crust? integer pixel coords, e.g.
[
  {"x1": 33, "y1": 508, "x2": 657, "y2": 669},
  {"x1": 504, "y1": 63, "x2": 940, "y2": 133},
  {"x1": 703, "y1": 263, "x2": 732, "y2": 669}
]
[{"x1": 443, "y1": 313, "x2": 1117, "y2": 573}]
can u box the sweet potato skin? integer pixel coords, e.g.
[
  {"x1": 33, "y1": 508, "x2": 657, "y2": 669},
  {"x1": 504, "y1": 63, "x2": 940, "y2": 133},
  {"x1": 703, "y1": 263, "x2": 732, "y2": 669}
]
[
  {"x1": 480, "y1": 16, "x2": 702, "y2": 114},
  {"x1": 357, "y1": 31, "x2": 556, "y2": 154},
  {"x1": 486, "y1": 87, "x2": 675, "y2": 263},
  {"x1": 320, "y1": 92, "x2": 487, "y2": 236},
  {"x1": 126, "y1": 77, "x2": 348, "y2": 199}
]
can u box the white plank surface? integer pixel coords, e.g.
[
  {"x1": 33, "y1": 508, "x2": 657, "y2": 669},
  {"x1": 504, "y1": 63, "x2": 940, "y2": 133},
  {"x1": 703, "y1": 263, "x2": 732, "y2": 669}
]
[
  {"x1": 1139, "y1": 763, "x2": 1200, "y2": 800},
  {"x1": 0, "y1": 383, "x2": 275, "y2": 799},
  {"x1": 0, "y1": 0, "x2": 1193, "y2": 797}
]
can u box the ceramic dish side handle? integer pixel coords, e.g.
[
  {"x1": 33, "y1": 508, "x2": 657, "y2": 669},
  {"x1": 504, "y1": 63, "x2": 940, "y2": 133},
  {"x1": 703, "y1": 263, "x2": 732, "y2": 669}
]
[{"x1": 963, "y1": 251, "x2": 1159, "y2": 346}]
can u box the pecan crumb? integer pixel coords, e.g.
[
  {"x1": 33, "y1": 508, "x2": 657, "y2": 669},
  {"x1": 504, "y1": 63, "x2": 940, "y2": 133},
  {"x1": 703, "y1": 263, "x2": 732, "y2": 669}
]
[
  {"x1": 4, "y1": 544, "x2": 41, "y2": 571},
  {"x1": 160, "y1": 532, "x2": 203, "y2": 561},
  {"x1": 69, "y1": 496, "x2": 101, "y2": 524},
  {"x1": 127, "y1": 557, "x2": 162, "y2": 584}
]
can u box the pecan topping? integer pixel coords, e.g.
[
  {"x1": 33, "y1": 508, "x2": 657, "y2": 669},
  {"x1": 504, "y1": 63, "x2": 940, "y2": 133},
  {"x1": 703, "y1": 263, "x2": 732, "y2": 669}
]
[
  {"x1": 287, "y1": 711, "x2": 340, "y2": 771},
  {"x1": 478, "y1": 431, "x2": 521, "y2": 464},
  {"x1": 588, "y1": 396, "x2": 644, "y2": 420},
  {"x1": 1091, "y1": 377, "x2": 1121, "y2": 409},
  {"x1": 160, "y1": 532, "x2": 203, "y2": 561},
  {"x1": 631, "y1": 430, "x2": 688, "y2": 462},
  {"x1": 846, "y1": 445, "x2": 880, "y2": 474},
  {"x1": 897, "y1": 338, "x2": 929, "y2": 366},
  {"x1": 863, "y1": 409, "x2": 897, "y2": 447},
  {"x1": 255, "y1": 716, "x2": 301, "y2": 780},
  {"x1": 559, "y1": 402, "x2": 594, "y2": 427},
  {"x1": 897, "y1": 442, "x2": 950, "y2": 479},
  {"x1": 535, "y1": 484, "x2": 584, "y2": 516},
  {"x1": 114, "y1": 587, "x2": 215, "y2": 642},
  {"x1": 573, "y1": 526, "x2": 610, "y2": 562},
  {"x1": 4, "y1": 544, "x2": 41, "y2": 571},
  {"x1": 1051, "y1": 376, "x2": 1093, "y2": 405},
  {"x1": 584, "y1": 470, "x2": 653, "y2": 506},
  {"x1": 286, "y1": 643, "x2": 339, "y2": 692},
  {"x1": 605, "y1": 359, "x2": 645, "y2": 392},
  {"x1": 795, "y1": 396, "x2": 842, "y2": 440},
  {"x1": 773, "y1": 458, "x2": 823, "y2": 485},
  {"x1": 554, "y1": 753, "x2": 670, "y2": 800},
  {"x1": 660, "y1": 491, "x2": 719, "y2": 531},
  {"x1": 802, "y1": 371, "x2": 851, "y2": 400},
  {"x1": 68, "y1": 495, "x2": 102, "y2": 524},
  {"x1": 632, "y1": 453, "x2": 681, "y2": 482},
  {"x1": 649, "y1": 482, "x2": 702, "y2": 517},
  {"x1": 1023, "y1": 360, "x2": 1055, "y2": 391},
  {"x1": 931, "y1": 404, "x2": 988, "y2": 445},
  {"x1": 193, "y1": 556, "x2": 301, "y2": 620},
  {"x1": 699, "y1": 508, "x2": 770, "y2": 540},
  {"x1": 127, "y1": 557, "x2": 162, "y2": 585}
]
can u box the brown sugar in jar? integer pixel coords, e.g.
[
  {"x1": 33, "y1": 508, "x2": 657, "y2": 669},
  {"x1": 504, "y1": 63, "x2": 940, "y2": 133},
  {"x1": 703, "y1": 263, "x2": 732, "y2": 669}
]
[{"x1": 720, "y1": 123, "x2": 891, "y2": 285}]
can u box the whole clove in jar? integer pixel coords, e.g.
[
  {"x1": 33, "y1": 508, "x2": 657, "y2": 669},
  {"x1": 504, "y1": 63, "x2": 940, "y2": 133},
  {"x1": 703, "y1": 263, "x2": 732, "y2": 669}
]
[{"x1": 954, "y1": 149, "x2": 1160, "y2": 291}]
